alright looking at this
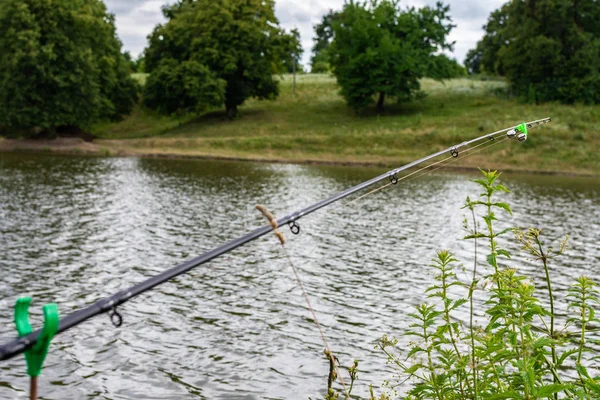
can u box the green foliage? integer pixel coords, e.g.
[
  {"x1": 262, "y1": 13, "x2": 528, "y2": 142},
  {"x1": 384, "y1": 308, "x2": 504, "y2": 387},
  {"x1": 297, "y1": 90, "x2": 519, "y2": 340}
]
[
  {"x1": 310, "y1": 10, "x2": 338, "y2": 73},
  {"x1": 144, "y1": 59, "x2": 225, "y2": 116},
  {"x1": 464, "y1": 5, "x2": 509, "y2": 75},
  {"x1": 275, "y1": 28, "x2": 304, "y2": 74},
  {"x1": 466, "y1": 0, "x2": 600, "y2": 104},
  {"x1": 129, "y1": 55, "x2": 145, "y2": 74},
  {"x1": 379, "y1": 170, "x2": 600, "y2": 399},
  {"x1": 123, "y1": 52, "x2": 146, "y2": 73},
  {"x1": 311, "y1": 60, "x2": 331, "y2": 74},
  {"x1": 429, "y1": 54, "x2": 467, "y2": 79},
  {"x1": 0, "y1": 0, "x2": 138, "y2": 136},
  {"x1": 144, "y1": 0, "x2": 295, "y2": 118},
  {"x1": 329, "y1": 0, "x2": 455, "y2": 111}
]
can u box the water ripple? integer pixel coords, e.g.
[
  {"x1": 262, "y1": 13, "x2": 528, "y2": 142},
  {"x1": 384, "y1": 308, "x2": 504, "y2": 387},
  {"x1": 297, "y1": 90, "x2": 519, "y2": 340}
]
[{"x1": 0, "y1": 153, "x2": 598, "y2": 399}]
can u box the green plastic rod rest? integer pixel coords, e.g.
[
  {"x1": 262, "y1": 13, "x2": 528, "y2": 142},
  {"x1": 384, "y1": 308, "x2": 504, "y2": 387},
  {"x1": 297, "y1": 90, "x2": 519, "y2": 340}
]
[
  {"x1": 14, "y1": 297, "x2": 59, "y2": 377},
  {"x1": 516, "y1": 122, "x2": 528, "y2": 138}
]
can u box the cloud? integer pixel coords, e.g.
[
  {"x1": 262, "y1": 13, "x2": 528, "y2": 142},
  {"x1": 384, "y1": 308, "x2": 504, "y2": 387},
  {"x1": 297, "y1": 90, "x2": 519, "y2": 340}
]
[
  {"x1": 106, "y1": 0, "x2": 505, "y2": 66},
  {"x1": 105, "y1": 0, "x2": 174, "y2": 57}
]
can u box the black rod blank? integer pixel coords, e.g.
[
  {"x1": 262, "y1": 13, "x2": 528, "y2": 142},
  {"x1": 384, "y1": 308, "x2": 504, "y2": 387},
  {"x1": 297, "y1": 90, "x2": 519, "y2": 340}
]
[{"x1": 0, "y1": 118, "x2": 551, "y2": 362}]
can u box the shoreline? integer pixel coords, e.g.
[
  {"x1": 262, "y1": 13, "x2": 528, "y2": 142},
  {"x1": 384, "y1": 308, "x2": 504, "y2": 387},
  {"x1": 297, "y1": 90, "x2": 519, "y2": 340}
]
[{"x1": 0, "y1": 137, "x2": 597, "y2": 178}]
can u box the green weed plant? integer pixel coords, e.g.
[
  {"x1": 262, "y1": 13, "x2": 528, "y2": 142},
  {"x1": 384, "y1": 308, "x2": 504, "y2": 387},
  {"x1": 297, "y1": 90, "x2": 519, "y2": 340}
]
[
  {"x1": 321, "y1": 170, "x2": 598, "y2": 399},
  {"x1": 375, "y1": 170, "x2": 599, "y2": 399}
]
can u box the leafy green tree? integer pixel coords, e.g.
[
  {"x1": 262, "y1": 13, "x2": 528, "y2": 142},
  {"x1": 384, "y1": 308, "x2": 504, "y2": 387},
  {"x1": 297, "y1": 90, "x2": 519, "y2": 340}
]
[
  {"x1": 310, "y1": 10, "x2": 339, "y2": 73},
  {"x1": 133, "y1": 56, "x2": 146, "y2": 74},
  {"x1": 467, "y1": 0, "x2": 600, "y2": 104},
  {"x1": 275, "y1": 28, "x2": 304, "y2": 74},
  {"x1": 329, "y1": 0, "x2": 455, "y2": 111},
  {"x1": 429, "y1": 54, "x2": 467, "y2": 79},
  {"x1": 464, "y1": 5, "x2": 509, "y2": 75},
  {"x1": 0, "y1": 0, "x2": 138, "y2": 136},
  {"x1": 123, "y1": 51, "x2": 135, "y2": 72},
  {"x1": 144, "y1": 59, "x2": 225, "y2": 115},
  {"x1": 123, "y1": 53, "x2": 145, "y2": 73},
  {"x1": 145, "y1": 0, "x2": 294, "y2": 118}
]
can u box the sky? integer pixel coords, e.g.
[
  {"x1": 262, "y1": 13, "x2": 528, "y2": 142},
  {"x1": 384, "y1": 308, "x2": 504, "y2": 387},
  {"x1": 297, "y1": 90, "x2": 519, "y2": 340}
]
[{"x1": 104, "y1": 0, "x2": 506, "y2": 70}]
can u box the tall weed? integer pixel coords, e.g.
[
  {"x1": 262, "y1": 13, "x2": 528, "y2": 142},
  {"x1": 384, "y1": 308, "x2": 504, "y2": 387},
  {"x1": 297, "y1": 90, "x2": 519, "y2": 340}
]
[{"x1": 323, "y1": 170, "x2": 598, "y2": 399}]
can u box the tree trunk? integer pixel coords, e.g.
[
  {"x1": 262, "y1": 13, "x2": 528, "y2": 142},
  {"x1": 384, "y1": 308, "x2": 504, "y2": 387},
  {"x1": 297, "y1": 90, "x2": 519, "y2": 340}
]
[
  {"x1": 376, "y1": 92, "x2": 385, "y2": 111},
  {"x1": 292, "y1": 57, "x2": 296, "y2": 95},
  {"x1": 226, "y1": 104, "x2": 237, "y2": 120}
]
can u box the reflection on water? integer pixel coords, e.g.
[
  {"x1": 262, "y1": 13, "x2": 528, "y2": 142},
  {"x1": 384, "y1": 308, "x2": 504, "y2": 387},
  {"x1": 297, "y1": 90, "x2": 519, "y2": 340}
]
[{"x1": 0, "y1": 153, "x2": 599, "y2": 399}]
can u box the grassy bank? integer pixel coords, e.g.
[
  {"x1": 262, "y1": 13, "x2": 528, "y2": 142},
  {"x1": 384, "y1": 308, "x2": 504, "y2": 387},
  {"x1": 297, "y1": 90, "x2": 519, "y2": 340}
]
[{"x1": 4, "y1": 74, "x2": 600, "y2": 175}]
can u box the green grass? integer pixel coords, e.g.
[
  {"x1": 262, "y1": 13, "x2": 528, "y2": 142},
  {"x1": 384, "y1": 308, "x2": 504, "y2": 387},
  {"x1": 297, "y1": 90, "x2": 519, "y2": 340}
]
[{"x1": 92, "y1": 74, "x2": 599, "y2": 175}]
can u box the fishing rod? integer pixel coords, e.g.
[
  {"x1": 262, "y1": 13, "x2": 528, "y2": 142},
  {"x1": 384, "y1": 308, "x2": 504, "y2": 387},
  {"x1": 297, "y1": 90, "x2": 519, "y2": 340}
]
[{"x1": 0, "y1": 118, "x2": 551, "y2": 363}]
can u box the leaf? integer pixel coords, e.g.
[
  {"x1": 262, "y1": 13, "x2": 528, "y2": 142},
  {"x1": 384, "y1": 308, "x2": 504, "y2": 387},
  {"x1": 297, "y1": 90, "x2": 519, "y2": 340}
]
[
  {"x1": 584, "y1": 380, "x2": 600, "y2": 394},
  {"x1": 406, "y1": 346, "x2": 426, "y2": 358},
  {"x1": 494, "y1": 184, "x2": 510, "y2": 193},
  {"x1": 464, "y1": 233, "x2": 487, "y2": 240},
  {"x1": 497, "y1": 248, "x2": 512, "y2": 258},
  {"x1": 557, "y1": 348, "x2": 578, "y2": 366},
  {"x1": 403, "y1": 363, "x2": 423, "y2": 375},
  {"x1": 533, "y1": 336, "x2": 551, "y2": 348},
  {"x1": 577, "y1": 363, "x2": 591, "y2": 379},
  {"x1": 487, "y1": 253, "x2": 497, "y2": 268},
  {"x1": 495, "y1": 228, "x2": 514, "y2": 238},
  {"x1": 535, "y1": 383, "x2": 571, "y2": 397},
  {"x1": 493, "y1": 202, "x2": 513, "y2": 215},
  {"x1": 450, "y1": 298, "x2": 468, "y2": 310},
  {"x1": 472, "y1": 178, "x2": 489, "y2": 188},
  {"x1": 404, "y1": 330, "x2": 424, "y2": 338}
]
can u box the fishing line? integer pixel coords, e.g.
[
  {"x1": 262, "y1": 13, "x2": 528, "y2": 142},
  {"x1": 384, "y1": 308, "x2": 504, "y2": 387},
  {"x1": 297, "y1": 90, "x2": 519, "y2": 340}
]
[
  {"x1": 344, "y1": 136, "x2": 508, "y2": 207},
  {"x1": 255, "y1": 205, "x2": 349, "y2": 396},
  {"x1": 343, "y1": 155, "x2": 454, "y2": 207},
  {"x1": 401, "y1": 136, "x2": 510, "y2": 185},
  {"x1": 251, "y1": 137, "x2": 509, "y2": 394}
]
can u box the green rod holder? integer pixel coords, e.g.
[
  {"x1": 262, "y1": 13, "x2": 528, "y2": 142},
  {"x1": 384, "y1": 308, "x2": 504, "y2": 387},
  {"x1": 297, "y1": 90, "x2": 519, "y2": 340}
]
[{"x1": 14, "y1": 297, "x2": 59, "y2": 377}]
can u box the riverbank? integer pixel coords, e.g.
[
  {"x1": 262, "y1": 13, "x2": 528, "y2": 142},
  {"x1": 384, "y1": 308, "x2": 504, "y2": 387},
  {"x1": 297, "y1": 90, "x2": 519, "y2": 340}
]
[
  {"x1": 0, "y1": 136, "x2": 596, "y2": 177},
  {"x1": 1, "y1": 75, "x2": 598, "y2": 176}
]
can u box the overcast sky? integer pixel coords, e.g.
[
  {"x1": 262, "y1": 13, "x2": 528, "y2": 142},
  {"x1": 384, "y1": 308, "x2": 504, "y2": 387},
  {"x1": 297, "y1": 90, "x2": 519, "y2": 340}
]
[{"x1": 104, "y1": 0, "x2": 506, "y2": 70}]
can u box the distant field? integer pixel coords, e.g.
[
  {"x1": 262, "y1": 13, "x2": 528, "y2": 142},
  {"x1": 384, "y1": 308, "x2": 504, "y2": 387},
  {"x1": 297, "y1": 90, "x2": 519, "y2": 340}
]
[{"x1": 65, "y1": 74, "x2": 600, "y2": 175}]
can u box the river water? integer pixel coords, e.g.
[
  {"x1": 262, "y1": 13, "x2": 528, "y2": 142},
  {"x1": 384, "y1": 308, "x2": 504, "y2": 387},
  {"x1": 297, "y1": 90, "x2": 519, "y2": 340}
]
[{"x1": 0, "y1": 153, "x2": 598, "y2": 399}]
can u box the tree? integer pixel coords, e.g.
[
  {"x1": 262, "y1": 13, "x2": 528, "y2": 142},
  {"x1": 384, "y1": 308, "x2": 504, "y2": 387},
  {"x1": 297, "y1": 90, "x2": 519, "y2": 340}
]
[
  {"x1": 144, "y1": 59, "x2": 225, "y2": 115},
  {"x1": 310, "y1": 10, "x2": 339, "y2": 73},
  {"x1": 467, "y1": 0, "x2": 600, "y2": 104},
  {"x1": 136, "y1": 57, "x2": 146, "y2": 73},
  {"x1": 0, "y1": 0, "x2": 138, "y2": 136},
  {"x1": 464, "y1": 5, "x2": 509, "y2": 75},
  {"x1": 123, "y1": 53, "x2": 145, "y2": 73},
  {"x1": 274, "y1": 28, "x2": 304, "y2": 74},
  {"x1": 329, "y1": 0, "x2": 455, "y2": 111},
  {"x1": 123, "y1": 51, "x2": 135, "y2": 72},
  {"x1": 429, "y1": 54, "x2": 467, "y2": 78},
  {"x1": 144, "y1": 0, "x2": 294, "y2": 118}
]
